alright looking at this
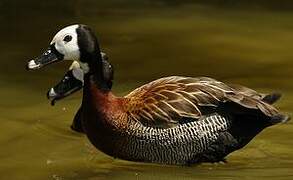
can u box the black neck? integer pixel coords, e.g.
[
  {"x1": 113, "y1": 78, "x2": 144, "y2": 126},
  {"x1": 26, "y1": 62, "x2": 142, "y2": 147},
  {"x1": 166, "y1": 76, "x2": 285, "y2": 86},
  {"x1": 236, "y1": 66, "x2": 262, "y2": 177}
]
[
  {"x1": 85, "y1": 73, "x2": 111, "y2": 92},
  {"x1": 77, "y1": 24, "x2": 112, "y2": 91},
  {"x1": 81, "y1": 49, "x2": 111, "y2": 91}
]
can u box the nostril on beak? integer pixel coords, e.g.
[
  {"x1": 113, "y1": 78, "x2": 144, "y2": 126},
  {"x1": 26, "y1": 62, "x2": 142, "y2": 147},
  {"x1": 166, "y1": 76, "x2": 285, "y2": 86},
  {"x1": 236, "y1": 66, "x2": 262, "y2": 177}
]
[{"x1": 47, "y1": 88, "x2": 57, "y2": 99}]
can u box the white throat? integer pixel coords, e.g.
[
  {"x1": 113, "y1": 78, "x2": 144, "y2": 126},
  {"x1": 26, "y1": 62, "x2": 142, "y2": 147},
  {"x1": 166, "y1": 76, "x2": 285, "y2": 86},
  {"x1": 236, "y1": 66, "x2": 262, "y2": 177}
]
[{"x1": 70, "y1": 61, "x2": 84, "y2": 84}]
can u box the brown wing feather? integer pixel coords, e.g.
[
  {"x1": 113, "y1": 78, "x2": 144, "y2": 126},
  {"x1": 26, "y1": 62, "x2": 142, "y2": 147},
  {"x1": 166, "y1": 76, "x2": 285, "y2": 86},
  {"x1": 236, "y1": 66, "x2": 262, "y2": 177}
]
[
  {"x1": 229, "y1": 84, "x2": 264, "y2": 99},
  {"x1": 124, "y1": 76, "x2": 279, "y2": 127}
]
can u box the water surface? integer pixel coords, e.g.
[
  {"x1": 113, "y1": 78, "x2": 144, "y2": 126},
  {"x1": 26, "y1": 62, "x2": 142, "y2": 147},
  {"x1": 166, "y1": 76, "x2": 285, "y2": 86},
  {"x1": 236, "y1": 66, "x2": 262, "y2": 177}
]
[{"x1": 0, "y1": 1, "x2": 293, "y2": 179}]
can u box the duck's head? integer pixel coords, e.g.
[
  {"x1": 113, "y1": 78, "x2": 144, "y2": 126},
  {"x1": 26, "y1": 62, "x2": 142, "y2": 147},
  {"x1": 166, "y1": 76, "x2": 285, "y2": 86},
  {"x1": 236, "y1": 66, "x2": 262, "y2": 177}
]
[
  {"x1": 47, "y1": 61, "x2": 83, "y2": 106},
  {"x1": 27, "y1": 24, "x2": 113, "y2": 90},
  {"x1": 27, "y1": 24, "x2": 102, "y2": 74},
  {"x1": 47, "y1": 52, "x2": 112, "y2": 105}
]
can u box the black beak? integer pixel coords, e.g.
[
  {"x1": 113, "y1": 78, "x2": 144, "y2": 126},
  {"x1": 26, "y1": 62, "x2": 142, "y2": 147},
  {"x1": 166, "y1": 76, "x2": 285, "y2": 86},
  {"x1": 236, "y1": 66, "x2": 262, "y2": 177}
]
[
  {"x1": 27, "y1": 44, "x2": 64, "y2": 70},
  {"x1": 47, "y1": 70, "x2": 83, "y2": 106},
  {"x1": 47, "y1": 86, "x2": 82, "y2": 106}
]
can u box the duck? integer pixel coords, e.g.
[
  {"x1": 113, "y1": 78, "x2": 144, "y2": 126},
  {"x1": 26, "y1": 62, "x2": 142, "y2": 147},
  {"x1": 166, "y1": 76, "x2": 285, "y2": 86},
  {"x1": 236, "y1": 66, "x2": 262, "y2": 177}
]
[{"x1": 27, "y1": 24, "x2": 290, "y2": 165}]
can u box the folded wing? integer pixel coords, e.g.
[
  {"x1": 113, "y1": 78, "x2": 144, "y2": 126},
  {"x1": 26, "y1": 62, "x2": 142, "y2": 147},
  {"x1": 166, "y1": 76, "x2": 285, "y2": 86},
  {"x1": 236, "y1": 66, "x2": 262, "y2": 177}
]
[{"x1": 124, "y1": 76, "x2": 280, "y2": 128}]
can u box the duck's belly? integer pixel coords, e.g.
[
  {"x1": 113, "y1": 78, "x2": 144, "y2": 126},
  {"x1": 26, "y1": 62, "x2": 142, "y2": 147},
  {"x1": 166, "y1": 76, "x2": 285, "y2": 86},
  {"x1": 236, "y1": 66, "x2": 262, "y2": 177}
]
[{"x1": 116, "y1": 114, "x2": 235, "y2": 165}]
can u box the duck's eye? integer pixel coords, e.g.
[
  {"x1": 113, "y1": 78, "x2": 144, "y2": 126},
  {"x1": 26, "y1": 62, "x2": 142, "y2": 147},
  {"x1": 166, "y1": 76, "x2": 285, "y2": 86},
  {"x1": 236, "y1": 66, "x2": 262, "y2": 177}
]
[{"x1": 63, "y1": 35, "x2": 72, "y2": 42}]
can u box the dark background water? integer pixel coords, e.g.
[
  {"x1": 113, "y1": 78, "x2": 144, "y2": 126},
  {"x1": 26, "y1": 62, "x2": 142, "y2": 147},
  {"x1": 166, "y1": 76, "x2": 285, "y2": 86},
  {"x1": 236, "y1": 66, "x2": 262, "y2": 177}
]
[{"x1": 0, "y1": 1, "x2": 293, "y2": 179}]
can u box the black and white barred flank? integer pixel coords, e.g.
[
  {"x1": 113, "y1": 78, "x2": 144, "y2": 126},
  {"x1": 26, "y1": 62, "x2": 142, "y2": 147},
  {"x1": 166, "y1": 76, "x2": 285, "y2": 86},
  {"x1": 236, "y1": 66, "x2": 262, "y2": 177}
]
[{"x1": 118, "y1": 114, "x2": 232, "y2": 165}]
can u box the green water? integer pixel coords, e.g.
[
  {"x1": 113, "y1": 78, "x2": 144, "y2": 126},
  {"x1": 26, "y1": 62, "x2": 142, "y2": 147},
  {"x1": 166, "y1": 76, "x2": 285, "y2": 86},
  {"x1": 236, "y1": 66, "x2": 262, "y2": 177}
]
[{"x1": 1, "y1": 1, "x2": 293, "y2": 179}]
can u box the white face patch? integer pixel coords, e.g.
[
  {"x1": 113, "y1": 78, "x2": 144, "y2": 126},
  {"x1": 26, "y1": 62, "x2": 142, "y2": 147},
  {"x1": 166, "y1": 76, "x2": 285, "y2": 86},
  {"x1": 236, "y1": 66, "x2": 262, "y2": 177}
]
[
  {"x1": 70, "y1": 61, "x2": 84, "y2": 84},
  {"x1": 50, "y1": 24, "x2": 80, "y2": 61}
]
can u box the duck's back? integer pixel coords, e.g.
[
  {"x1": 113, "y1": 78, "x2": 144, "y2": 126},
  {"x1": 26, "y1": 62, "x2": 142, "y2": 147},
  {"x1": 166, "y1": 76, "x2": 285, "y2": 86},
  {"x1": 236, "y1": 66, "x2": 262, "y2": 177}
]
[{"x1": 123, "y1": 76, "x2": 286, "y2": 127}]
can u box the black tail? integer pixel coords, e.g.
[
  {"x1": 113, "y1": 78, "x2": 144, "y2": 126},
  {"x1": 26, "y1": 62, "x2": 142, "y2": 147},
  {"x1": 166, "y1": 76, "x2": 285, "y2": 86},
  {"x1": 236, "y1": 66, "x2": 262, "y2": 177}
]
[
  {"x1": 261, "y1": 93, "x2": 290, "y2": 124},
  {"x1": 262, "y1": 93, "x2": 281, "y2": 104},
  {"x1": 270, "y1": 114, "x2": 291, "y2": 125}
]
